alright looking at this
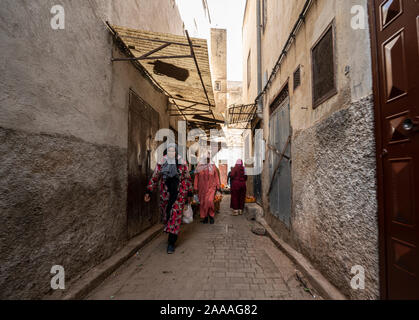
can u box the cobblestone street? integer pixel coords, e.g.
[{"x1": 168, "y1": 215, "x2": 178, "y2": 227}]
[{"x1": 86, "y1": 196, "x2": 320, "y2": 300}]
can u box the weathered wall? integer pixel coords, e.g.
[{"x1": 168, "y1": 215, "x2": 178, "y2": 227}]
[
  {"x1": 0, "y1": 0, "x2": 183, "y2": 147},
  {"x1": 227, "y1": 81, "x2": 243, "y2": 107},
  {"x1": 210, "y1": 28, "x2": 227, "y2": 114},
  {"x1": 242, "y1": 0, "x2": 379, "y2": 299},
  {"x1": 0, "y1": 0, "x2": 184, "y2": 299},
  {"x1": 242, "y1": 0, "x2": 258, "y2": 104},
  {"x1": 261, "y1": 0, "x2": 373, "y2": 131},
  {"x1": 291, "y1": 95, "x2": 379, "y2": 299},
  {"x1": 0, "y1": 128, "x2": 127, "y2": 299}
]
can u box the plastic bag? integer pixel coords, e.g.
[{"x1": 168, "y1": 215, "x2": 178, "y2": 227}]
[{"x1": 182, "y1": 204, "x2": 193, "y2": 224}]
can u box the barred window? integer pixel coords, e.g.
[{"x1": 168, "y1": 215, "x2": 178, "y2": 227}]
[
  {"x1": 293, "y1": 65, "x2": 301, "y2": 90},
  {"x1": 311, "y1": 23, "x2": 337, "y2": 108}
]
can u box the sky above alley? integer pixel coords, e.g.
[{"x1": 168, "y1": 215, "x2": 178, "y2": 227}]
[{"x1": 175, "y1": 0, "x2": 247, "y2": 82}]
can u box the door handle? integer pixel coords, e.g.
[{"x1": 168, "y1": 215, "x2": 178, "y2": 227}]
[{"x1": 402, "y1": 118, "x2": 419, "y2": 133}]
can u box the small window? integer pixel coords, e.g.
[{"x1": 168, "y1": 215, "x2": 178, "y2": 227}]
[
  {"x1": 293, "y1": 66, "x2": 301, "y2": 90},
  {"x1": 247, "y1": 51, "x2": 251, "y2": 88},
  {"x1": 311, "y1": 22, "x2": 337, "y2": 108},
  {"x1": 215, "y1": 81, "x2": 221, "y2": 91}
]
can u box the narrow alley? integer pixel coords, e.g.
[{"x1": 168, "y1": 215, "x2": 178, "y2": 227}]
[
  {"x1": 86, "y1": 196, "x2": 318, "y2": 300},
  {"x1": 1, "y1": 0, "x2": 419, "y2": 304}
]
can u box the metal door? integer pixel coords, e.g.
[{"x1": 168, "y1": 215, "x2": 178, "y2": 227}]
[
  {"x1": 254, "y1": 121, "x2": 263, "y2": 204},
  {"x1": 268, "y1": 97, "x2": 291, "y2": 227},
  {"x1": 127, "y1": 90, "x2": 160, "y2": 239},
  {"x1": 371, "y1": 0, "x2": 419, "y2": 299}
]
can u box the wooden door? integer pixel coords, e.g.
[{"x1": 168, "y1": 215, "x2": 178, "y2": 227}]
[
  {"x1": 370, "y1": 0, "x2": 419, "y2": 299},
  {"x1": 127, "y1": 90, "x2": 160, "y2": 239},
  {"x1": 219, "y1": 164, "x2": 228, "y2": 187}
]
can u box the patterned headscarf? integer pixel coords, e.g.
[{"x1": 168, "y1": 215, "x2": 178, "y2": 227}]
[{"x1": 160, "y1": 143, "x2": 179, "y2": 180}]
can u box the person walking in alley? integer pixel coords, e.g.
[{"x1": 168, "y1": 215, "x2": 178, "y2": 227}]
[
  {"x1": 214, "y1": 165, "x2": 222, "y2": 214},
  {"x1": 144, "y1": 143, "x2": 192, "y2": 254},
  {"x1": 194, "y1": 155, "x2": 220, "y2": 224},
  {"x1": 230, "y1": 159, "x2": 247, "y2": 216},
  {"x1": 227, "y1": 167, "x2": 234, "y2": 187}
]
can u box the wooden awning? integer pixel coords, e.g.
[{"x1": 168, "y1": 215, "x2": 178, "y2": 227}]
[{"x1": 108, "y1": 24, "x2": 224, "y2": 130}]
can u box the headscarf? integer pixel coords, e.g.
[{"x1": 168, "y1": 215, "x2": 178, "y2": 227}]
[
  {"x1": 160, "y1": 143, "x2": 179, "y2": 180},
  {"x1": 232, "y1": 159, "x2": 245, "y2": 177},
  {"x1": 195, "y1": 153, "x2": 214, "y2": 173}
]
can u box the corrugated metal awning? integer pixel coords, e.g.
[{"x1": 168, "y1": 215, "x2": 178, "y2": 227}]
[
  {"x1": 108, "y1": 24, "x2": 224, "y2": 130},
  {"x1": 227, "y1": 104, "x2": 257, "y2": 129}
]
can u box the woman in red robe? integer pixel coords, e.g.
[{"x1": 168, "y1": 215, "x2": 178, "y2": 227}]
[
  {"x1": 194, "y1": 156, "x2": 220, "y2": 224},
  {"x1": 230, "y1": 159, "x2": 247, "y2": 216}
]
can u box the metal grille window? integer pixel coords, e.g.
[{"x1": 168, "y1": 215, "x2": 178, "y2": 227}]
[
  {"x1": 247, "y1": 51, "x2": 251, "y2": 88},
  {"x1": 270, "y1": 83, "x2": 289, "y2": 115},
  {"x1": 311, "y1": 23, "x2": 336, "y2": 108},
  {"x1": 293, "y1": 66, "x2": 301, "y2": 90}
]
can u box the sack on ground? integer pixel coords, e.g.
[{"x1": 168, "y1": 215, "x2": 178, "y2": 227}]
[{"x1": 182, "y1": 204, "x2": 193, "y2": 224}]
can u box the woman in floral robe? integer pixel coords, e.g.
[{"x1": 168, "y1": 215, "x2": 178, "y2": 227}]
[{"x1": 144, "y1": 144, "x2": 192, "y2": 254}]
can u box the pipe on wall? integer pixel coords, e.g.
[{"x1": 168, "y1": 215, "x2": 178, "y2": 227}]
[
  {"x1": 254, "y1": 0, "x2": 313, "y2": 106},
  {"x1": 256, "y1": 0, "x2": 263, "y2": 119}
]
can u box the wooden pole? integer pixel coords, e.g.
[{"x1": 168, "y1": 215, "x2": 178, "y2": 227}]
[{"x1": 268, "y1": 135, "x2": 291, "y2": 195}]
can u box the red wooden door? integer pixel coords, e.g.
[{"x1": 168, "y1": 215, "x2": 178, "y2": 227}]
[{"x1": 371, "y1": 0, "x2": 419, "y2": 299}]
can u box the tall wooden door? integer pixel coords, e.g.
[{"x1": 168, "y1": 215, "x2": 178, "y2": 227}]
[
  {"x1": 370, "y1": 0, "x2": 419, "y2": 299},
  {"x1": 127, "y1": 90, "x2": 160, "y2": 239},
  {"x1": 219, "y1": 164, "x2": 228, "y2": 187}
]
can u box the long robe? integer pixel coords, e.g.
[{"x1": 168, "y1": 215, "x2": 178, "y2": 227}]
[
  {"x1": 194, "y1": 164, "x2": 220, "y2": 219},
  {"x1": 230, "y1": 165, "x2": 247, "y2": 210},
  {"x1": 146, "y1": 155, "x2": 192, "y2": 235}
]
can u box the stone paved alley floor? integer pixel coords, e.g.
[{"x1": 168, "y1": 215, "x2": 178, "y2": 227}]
[{"x1": 86, "y1": 196, "x2": 321, "y2": 300}]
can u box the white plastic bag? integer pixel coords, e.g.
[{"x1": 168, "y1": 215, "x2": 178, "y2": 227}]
[{"x1": 182, "y1": 204, "x2": 193, "y2": 224}]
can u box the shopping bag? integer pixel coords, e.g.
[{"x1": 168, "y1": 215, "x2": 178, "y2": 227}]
[
  {"x1": 182, "y1": 204, "x2": 193, "y2": 224},
  {"x1": 214, "y1": 190, "x2": 223, "y2": 203}
]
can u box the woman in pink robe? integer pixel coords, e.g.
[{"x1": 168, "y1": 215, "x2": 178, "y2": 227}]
[{"x1": 194, "y1": 156, "x2": 220, "y2": 224}]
